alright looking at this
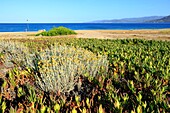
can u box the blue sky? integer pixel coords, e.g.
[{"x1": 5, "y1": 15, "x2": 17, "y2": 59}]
[{"x1": 1, "y1": 0, "x2": 170, "y2": 23}]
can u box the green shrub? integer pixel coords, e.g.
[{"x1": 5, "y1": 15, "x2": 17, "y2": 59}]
[
  {"x1": 36, "y1": 26, "x2": 77, "y2": 36},
  {"x1": 27, "y1": 44, "x2": 108, "y2": 94}
]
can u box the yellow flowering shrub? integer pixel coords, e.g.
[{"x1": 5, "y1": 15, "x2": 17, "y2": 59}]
[{"x1": 28, "y1": 44, "x2": 108, "y2": 94}]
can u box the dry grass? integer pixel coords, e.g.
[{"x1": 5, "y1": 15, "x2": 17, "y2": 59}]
[{"x1": 0, "y1": 29, "x2": 170, "y2": 41}]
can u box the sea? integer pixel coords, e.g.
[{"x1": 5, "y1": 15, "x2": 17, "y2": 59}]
[{"x1": 0, "y1": 23, "x2": 170, "y2": 32}]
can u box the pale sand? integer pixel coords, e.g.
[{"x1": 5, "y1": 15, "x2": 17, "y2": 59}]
[
  {"x1": 76, "y1": 29, "x2": 170, "y2": 40},
  {"x1": 0, "y1": 29, "x2": 170, "y2": 41}
]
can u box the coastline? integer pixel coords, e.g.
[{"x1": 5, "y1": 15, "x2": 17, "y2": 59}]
[{"x1": 0, "y1": 29, "x2": 170, "y2": 41}]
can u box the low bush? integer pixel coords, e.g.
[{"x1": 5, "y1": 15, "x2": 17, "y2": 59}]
[
  {"x1": 35, "y1": 26, "x2": 77, "y2": 36},
  {"x1": 26, "y1": 44, "x2": 108, "y2": 94}
]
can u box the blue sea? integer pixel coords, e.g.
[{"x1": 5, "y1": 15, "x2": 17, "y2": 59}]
[{"x1": 0, "y1": 23, "x2": 170, "y2": 32}]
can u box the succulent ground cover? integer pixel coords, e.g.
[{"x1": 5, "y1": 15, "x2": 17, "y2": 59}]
[{"x1": 0, "y1": 38, "x2": 170, "y2": 112}]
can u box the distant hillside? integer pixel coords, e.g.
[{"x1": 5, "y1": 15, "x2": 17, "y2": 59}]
[
  {"x1": 90, "y1": 16, "x2": 164, "y2": 23},
  {"x1": 148, "y1": 15, "x2": 170, "y2": 23}
]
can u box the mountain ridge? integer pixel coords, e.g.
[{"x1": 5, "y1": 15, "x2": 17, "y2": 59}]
[
  {"x1": 148, "y1": 15, "x2": 170, "y2": 23},
  {"x1": 89, "y1": 16, "x2": 166, "y2": 23}
]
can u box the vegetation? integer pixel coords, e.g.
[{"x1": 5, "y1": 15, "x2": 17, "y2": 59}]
[
  {"x1": 26, "y1": 44, "x2": 108, "y2": 94},
  {"x1": 35, "y1": 26, "x2": 77, "y2": 36},
  {"x1": 0, "y1": 38, "x2": 170, "y2": 112},
  {"x1": 159, "y1": 29, "x2": 170, "y2": 34},
  {"x1": 0, "y1": 41, "x2": 30, "y2": 69}
]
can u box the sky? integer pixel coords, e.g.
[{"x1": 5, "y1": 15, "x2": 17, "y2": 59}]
[{"x1": 0, "y1": 0, "x2": 170, "y2": 23}]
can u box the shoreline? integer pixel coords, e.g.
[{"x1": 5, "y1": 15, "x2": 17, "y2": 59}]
[
  {"x1": 0, "y1": 28, "x2": 170, "y2": 32},
  {"x1": 0, "y1": 29, "x2": 170, "y2": 41},
  {"x1": 0, "y1": 28, "x2": 170, "y2": 35}
]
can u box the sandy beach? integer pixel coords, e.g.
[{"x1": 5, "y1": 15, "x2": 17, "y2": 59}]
[{"x1": 0, "y1": 29, "x2": 170, "y2": 41}]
